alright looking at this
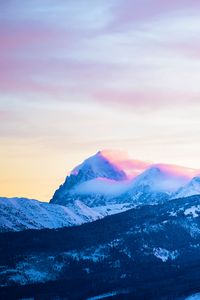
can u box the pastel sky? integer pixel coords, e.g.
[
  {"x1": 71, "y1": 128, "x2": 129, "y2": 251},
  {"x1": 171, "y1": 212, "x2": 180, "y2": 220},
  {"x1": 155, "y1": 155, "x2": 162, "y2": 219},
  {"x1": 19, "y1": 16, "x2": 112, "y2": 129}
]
[{"x1": 1, "y1": 0, "x2": 200, "y2": 201}]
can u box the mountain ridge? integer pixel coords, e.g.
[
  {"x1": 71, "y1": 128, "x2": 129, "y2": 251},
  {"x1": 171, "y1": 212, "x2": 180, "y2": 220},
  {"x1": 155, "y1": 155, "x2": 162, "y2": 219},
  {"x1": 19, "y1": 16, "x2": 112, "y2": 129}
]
[
  {"x1": 1, "y1": 195, "x2": 200, "y2": 299},
  {"x1": 1, "y1": 151, "x2": 200, "y2": 232},
  {"x1": 50, "y1": 151, "x2": 198, "y2": 208}
]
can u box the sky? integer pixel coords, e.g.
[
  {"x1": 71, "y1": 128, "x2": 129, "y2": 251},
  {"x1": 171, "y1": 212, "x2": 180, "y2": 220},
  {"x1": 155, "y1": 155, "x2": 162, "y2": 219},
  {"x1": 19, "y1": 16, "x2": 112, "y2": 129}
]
[{"x1": 1, "y1": 0, "x2": 200, "y2": 201}]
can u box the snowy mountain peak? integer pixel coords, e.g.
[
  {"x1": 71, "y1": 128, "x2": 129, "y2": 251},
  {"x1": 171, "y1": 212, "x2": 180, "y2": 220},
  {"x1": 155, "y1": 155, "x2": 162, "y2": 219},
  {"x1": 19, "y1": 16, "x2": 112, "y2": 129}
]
[
  {"x1": 71, "y1": 151, "x2": 127, "y2": 181},
  {"x1": 174, "y1": 176, "x2": 200, "y2": 199},
  {"x1": 50, "y1": 152, "x2": 198, "y2": 207},
  {"x1": 132, "y1": 165, "x2": 190, "y2": 193},
  {"x1": 135, "y1": 166, "x2": 162, "y2": 181},
  {"x1": 50, "y1": 151, "x2": 127, "y2": 205}
]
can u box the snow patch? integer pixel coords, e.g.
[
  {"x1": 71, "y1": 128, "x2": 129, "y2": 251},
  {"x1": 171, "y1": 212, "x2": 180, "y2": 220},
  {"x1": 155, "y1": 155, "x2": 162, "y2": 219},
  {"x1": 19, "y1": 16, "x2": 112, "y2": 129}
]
[
  {"x1": 87, "y1": 289, "x2": 129, "y2": 300},
  {"x1": 184, "y1": 206, "x2": 200, "y2": 218},
  {"x1": 153, "y1": 248, "x2": 179, "y2": 262}
]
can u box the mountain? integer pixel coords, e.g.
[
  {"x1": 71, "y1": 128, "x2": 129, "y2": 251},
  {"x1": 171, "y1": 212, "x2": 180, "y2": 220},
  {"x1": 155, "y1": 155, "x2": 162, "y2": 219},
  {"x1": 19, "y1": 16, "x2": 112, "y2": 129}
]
[
  {"x1": 71, "y1": 150, "x2": 127, "y2": 181},
  {"x1": 131, "y1": 164, "x2": 189, "y2": 193},
  {"x1": 173, "y1": 176, "x2": 200, "y2": 199},
  {"x1": 1, "y1": 151, "x2": 200, "y2": 298},
  {"x1": 1, "y1": 195, "x2": 200, "y2": 299},
  {"x1": 0, "y1": 197, "x2": 102, "y2": 232},
  {"x1": 1, "y1": 152, "x2": 198, "y2": 233},
  {"x1": 124, "y1": 164, "x2": 191, "y2": 205},
  {"x1": 51, "y1": 151, "x2": 127, "y2": 206},
  {"x1": 51, "y1": 155, "x2": 192, "y2": 208},
  {"x1": 0, "y1": 197, "x2": 134, "y2": 232}
]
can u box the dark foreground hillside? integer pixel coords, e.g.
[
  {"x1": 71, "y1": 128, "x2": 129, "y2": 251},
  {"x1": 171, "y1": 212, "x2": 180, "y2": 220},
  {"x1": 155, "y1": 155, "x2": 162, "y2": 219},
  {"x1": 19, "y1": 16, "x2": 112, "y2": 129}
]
[{"x1": 1, "y1": 195, "x2": 200, "y2": 299}]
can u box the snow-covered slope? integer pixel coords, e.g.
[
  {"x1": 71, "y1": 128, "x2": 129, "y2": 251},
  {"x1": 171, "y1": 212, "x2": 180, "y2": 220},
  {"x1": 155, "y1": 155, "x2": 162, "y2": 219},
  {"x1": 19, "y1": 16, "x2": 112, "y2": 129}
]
[
  {"x1": 0, "y1": 197, "x2": 134, "y2": 232},
  {"x1": 131, "y1": 165, "x2": 189, "y2": 193},
  {"x1": 122, "y1": 165, "x2": 192, "y2": 205},
  {"x1": 173, "y1": 176, "x2": 200, "y2": 199},
  {"x1": 0, "y1": 197, "x2": 103, "y2": 232}
]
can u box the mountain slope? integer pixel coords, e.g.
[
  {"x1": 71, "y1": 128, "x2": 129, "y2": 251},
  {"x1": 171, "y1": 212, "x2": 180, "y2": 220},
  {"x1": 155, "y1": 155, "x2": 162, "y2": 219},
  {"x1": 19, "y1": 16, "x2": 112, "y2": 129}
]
[
  {"x1": 174, "y1": 176, "x2": 200, "y2": 199},
  {"x1": 0, "y1": 197, "x2": 103, "y2": 232},
  {"x1": 122, "y1": 164, "x2": 191, "y2": 205},
  {"x1": 131, "y1": 164, "x2": 189, "y2": 193},
  {"x1": 1, "y1": 195, "x2": 200, "y2": 299},
  {"x1": 0, "y1": 197, "x2": 134, "y2": 232}
]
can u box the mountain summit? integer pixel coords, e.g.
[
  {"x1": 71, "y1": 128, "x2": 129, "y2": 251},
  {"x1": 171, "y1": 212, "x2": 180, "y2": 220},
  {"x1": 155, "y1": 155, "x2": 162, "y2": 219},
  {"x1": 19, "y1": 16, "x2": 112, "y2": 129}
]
[
  {"x1": 132, "y1": 164, "x2": 190, "y2": 193},
  {"x1": 174, "y1": 176, "x2": 200, "y2": 199},
  {"x1": 71, "y1": 150, "x2": 127, "y2": 181},
  {"x1": 50, "y1": 151, "x2": 127, "y2": 205}
]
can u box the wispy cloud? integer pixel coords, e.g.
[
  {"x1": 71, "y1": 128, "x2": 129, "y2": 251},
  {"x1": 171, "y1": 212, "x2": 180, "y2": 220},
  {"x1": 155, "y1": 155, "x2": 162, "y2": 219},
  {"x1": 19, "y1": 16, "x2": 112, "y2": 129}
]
[{"x1": 1, "y1": 0, "x2": 200, "y2": 106}]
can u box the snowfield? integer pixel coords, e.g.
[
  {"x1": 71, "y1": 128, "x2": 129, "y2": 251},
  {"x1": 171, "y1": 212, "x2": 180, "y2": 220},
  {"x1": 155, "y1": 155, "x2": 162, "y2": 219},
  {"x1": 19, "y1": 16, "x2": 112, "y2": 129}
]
[
  {"x1": 0, "y1": 197, "x2": 100, "y2": 231},
  {"x1": 0, "y1": 197, "x2": 135, "y2": 232}
]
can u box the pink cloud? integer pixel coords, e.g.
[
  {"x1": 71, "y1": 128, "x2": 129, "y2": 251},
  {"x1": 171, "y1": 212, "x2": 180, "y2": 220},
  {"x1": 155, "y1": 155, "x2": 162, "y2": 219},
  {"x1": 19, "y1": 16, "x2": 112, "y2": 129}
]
[
  {"x1": 91, "y1": 89, "x2": 196, "y2": 109},
  {"x1": 100, "y1": 150, "x2": 150, "y2": 178},
  {"x1": 151, "y1": 163, "x2": 198, "y2": 179},
  {"x1": 95, "y1": 150, "x2": 199, "y2": 179}
]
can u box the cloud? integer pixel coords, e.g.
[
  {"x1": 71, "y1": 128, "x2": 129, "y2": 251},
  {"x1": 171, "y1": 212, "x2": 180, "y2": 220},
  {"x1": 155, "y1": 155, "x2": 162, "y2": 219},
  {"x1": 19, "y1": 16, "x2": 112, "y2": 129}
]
[
  {"x1": 109, "y1": 0, "x2": 200, "y2": 30},
  {"x1": 1, "y1": 0, "x2": 200, "y2": 110},
  {"x1": 101, "y1": 150, "x2": 150, "y2": 177}
]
